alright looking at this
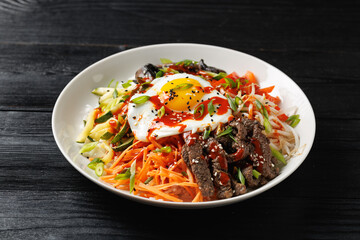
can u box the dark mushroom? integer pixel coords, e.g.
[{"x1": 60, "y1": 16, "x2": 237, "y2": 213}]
[
  {"x1": 198, "y1": 59, "x2": 226, "y2": 74},
  {"x1": 135, "y1": 63, "x2": 159, "y2": 82}
]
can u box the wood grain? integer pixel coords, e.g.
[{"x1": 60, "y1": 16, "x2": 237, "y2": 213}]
[{"x1": 0, "y1": 0, "x2": 359, "y2": 239}]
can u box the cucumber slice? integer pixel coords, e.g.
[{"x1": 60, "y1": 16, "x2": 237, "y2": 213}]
[
  {"x1": 112, "y1": 137, "x2": 134, "y2": 152},
  {"x1": 76, "y1": 109, "x2": 97, "y2": 143},
  {"x1": 100, "y1": 131, "x2": 114, "y2": 140},
  {"x1": 95, "y1": 111, "x2": 112, "y2": 123},
  {"x1": 111, "y1": 120, "x2": 129, "y2": 144},
  {"x1": 95, "y1": 163, "x2": 104, "y2": 176},
  {"x1": 102, "y1": 143, "x2": 114, "y2": 164}
]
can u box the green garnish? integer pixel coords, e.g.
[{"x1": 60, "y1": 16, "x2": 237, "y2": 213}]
[
  {"x1": 112, "y1": 137, "x2": 134, "y2": 152},
  {"x1": 131, "y1": 95, "x2": 150, "y2": 105},
  {"x1": 156, "y1": 70, "x2": 164, "y2": 78},
  {"x1": 229, "y1": 134, "x2": 238, "y2": 143},
  {"x1": 95, "y1": 111, "x2": 113, "y2": 123},
  {"x1": 111, "y1": 120, "x2": 129, "y2": 144},
  {"x1": 114, "y1": 168, "x2": 131, "y2": 180},
  {"x1": 172, "y1": 83, "x2": 193, "y2": 91},
  {"x1": 129, "y1": 160, "x2": 136, "y2": 193},
  {"x1": 226, "y1": 94, "x2": 238, "y2": 112},
  {"x1": 236, "y1": 79, "x2": 242, "y2": 89},
  {"x1": 225, "y1": 78, "x2": 236, "y2": 88},
  {"x1": 107, "y1": 79, "x2": 114, "y2": 87},
  {"x1": 87, "y1": 136, "x2": 95, "y2": 142},
  {"x1": 203, "y1": 127, "x2": 211, "y2": 140},
  {"x1": 208, "y1": 99, "x2": 215, "y2": 115},
  {"x1": 100, "y1": 131, "x2": 114, "y2": 140},
  {"x1": 154, "y1": 146, "x2": 172, "y2": 153},
  {"x1": 95, "y1": 162, "x2": 104, "y2": 177},
  {"x1": 194, "y1": 104, "x2": 205, "y2": 119},
  {"x1": 87, "y1": 158, "x2": 103, "y2": 170},
  {"x1": 213, "y1": 72, "x2": 227, "y2": 80},
  {"x1": 263, "y1": 118, "x2": 272, "y2": 134},
  {"x1": 255, "y1": 99, "x2": 269, "y2": 119},
  {"x1": 160, "y1": 58, "x2": 172, "y2": 64},
  {"x1": 181, "y1": 171, "x2": 188, "y2": 177},
  {"x1": 144, "y1": 176, "x2": 154, "y2": 184},
  {"x1": 252, "y1": 169, "x2": 261, "y2": 179},
  {"x1": 270, "y1": 146, "x2": 287, "y2": 165},
  {"x1": 237, "y1": 168, "x2": 245, "y2": 185},
  {"x1": 176, "y1": 59, "x2": 197, "y2": 66},
  {"x1": 113, "y1": 81, "x2": 119, "y2": 98},
  {"x1": 158, "y1": 106, "x2": 165, "y2": 118},
  {"x1": 235, "y1": 96, "x2": 243, "y2": 105},
  {"x1": 286, "y1": 114, "x2": 301, "y2": 128},
  {"x1": 216, "y1": 126, "x2": 233, "y2": 138},
  {"x1": 122, "y1": 80, "x2": 132, "y2": 88},
  {"x1": 79, "y1": 141, "x2": 98, "y2": 153}
]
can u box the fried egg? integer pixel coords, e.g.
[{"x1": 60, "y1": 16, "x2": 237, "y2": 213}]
[{"x1": 127, "y1": 73, "x2": 232, "y2": 142}]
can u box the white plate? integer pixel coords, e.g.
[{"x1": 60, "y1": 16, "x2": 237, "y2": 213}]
[{"x1": 52, "y1": 43, "x2": 316, "y2": 209}]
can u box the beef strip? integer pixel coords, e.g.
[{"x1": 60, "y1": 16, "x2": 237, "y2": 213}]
[
  {"x1": 230, "y1": 177, "x2": 246, "y2": 196},
  {"x1": 205, "y1": 138, "x2": 233, "y2": 199},
  {"x1": 181, "y1": 135, "x2": 215, "y2": 198},
  {"x1": 242, "y1": 165, "x2": 261, "y2": 188},
  {"x1": 252, "y1": 124, "x2": 279, "y2": 180}
]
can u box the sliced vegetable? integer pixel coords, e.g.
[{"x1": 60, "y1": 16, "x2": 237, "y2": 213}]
[
  {"x1": 270, "y1": 146, "x2": 287, "y2": 165},
  {"x1": 87, "y1": 136, "x2": 95, "y2": 142},
  {"x1": 235, "y1": 96, "x2": 242, "y2": 105},
  {"x1": 95, "y1": 162, "x2": 104, "y2": 177},
  {"x1": 129, "y1": 160, "x2": 136, "y2": 193},
  {"x1": 154, "y1": 146, "x2": 172, "y2": 153},
  {"x1": 87, "y1": 158, "x2": 103, "y2": 170},
  {"x1": 229, "y1": 134, "x2": 238, "y2": 143},
  {"x1": 263, "y1": 118, "x2": 272, "y2": 134},
  {"x1": 237, "y1": 168, "x2": 245, "y2": 185},
  {"x1": 213, "y1": 72, "x2": 227, "y2": 80},
  {"x1": 79, "y1": 141, "x2": 98, "y2": 154},
  {"x1": 226, "y1": 95, "x2": 238, "y2": 112},
  {"x1": 286, "y1": 114, "x2": 301, "y2": 128},
  {"x1": 225, "y1": 78, "x2": 236, "y2": 88},
  {"x1": 144, "y1": 176, "x2": 154, "y2": 184},
  {"x1": 156, "y1": 70, "x2": 164, "y2": 78},
  {"x1": 208, "y1": 99, "x2": 215, "y2": 115},
  {"x1": 111, "y1": 120, "x2": 129, "y2": 144},
  {"x1": 122, "y1": 80, "x2": 133, "y2": 88},
  {"x1": 160, "y1": 58, "x2": 172, "y2": 64},
  {"x1": 112, "y1": 137, "x2": 134, "y2": 152},
  {"x1": 203, "y1": 127, "x2": 211, "y2": 140},
  {"x1": 95, "y1": 111, "x2": 113, "y2": 123},
  {"x1": 216, "y1": 126, "x2": 233, "y2": 138},
  {"x1": 100, "y1": 131, "x2": 114, "y2": 140},
  {"x1": 194, "y1": 104, "x2": 205, "y2": 119},
  {"x1": 114, "y1": 168, "x2": 131, "y2": 180},
  {"x1": 113, "y1": 81, "x2": 119, "y2": 98},
  {"x1": 131, "y1": 95, "x2": 150, "y2": 105},
  {"x1": 158, "y1": 106, "x2": 165, "y2": 118},
  {"x1": 107, "y1": 79, "x2": 114, "y2": 87},
  {"x1": 172, "y1": 83, "x2": 193, "y2": 91},
  {"x1": 76, "y1": 109, "x2": 97, "y2": 143},
  {"x1": 252, "y1": 169, "x2": 261, "y2": 179}
]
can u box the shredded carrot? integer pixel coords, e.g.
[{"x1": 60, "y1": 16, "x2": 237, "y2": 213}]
[{"x1": 137, "y1": 183, "x2": 183, "y2": 202}]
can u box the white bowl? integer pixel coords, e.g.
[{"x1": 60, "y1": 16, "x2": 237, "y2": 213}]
[{"x1": 52, "y1": 43, "x2": 316, "y2": 209}]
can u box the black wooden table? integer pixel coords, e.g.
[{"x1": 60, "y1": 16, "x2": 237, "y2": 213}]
[{"x1": 1, "y1": 1, "x2": 359, "y2": 239}]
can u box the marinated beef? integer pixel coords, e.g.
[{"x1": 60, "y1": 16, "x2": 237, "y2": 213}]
[
  {"x1": 242, "y1": 165, "x2": 261, "y2": 188},
  {"x1": 231, "y1": 177, "x2": 247, "y2": 196},
  {"x1": 204, "y1": 138, "x2": 233, "y2": 199},
  {"x1": 181, "y1": 134, "x2": 215, "y2": 198},
  {"x1": 165, "y1": 185, "x2": 193, "y2": 202}
]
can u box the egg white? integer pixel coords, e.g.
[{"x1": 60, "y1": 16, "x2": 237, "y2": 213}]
[{"x1": 127, "y1": 73, "x2": 232, "y2": 142}]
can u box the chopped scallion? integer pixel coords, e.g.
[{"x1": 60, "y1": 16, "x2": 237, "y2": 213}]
[
  {"x1": 144, "y1": 176, "x2": 154, "y2": 184},
  {"x1": 252, "y1": 169, "x2": 261, "y2": 179},
  {"x1": 107, "y1": 79, "x2": 114, "y2": 87},
  {"x1": 160, "y1": 58, "x2": 172, "y2": 64},
  {"x1": 122, "y1": 80, "x2": 132, "y2": 88},
  {"x1": 95, "y1": 162, "x2": 104, "y2": 177},
  {"x1": 172, "y1": 83, "x2": 193, "y2": 91},
  {"x1": 113, "y1": 81, "x2": 119, "y2": 98},
  {"x1": 79, "y1": 141, "x2": 98, "y2": 153},
  {"x1": 158, "y1": 106, "x2": 165, "y2": 118},
  {"x1": 216, "y1": 126, "x2": 233, "y2": 138},
  {"x1": 203, "y1": 127, "x2": 211, "y2": 140},
  {"x1": 263, "y1": 117, "x2": 272, "y2": 133},
  {"x1": 87, "y1": 158, "x2": 103, "y2": 170},
  {"x1": 194, "y1": 104, "x2": 205, "y2": 119},
  {"x1": 270, "y1": 146, "x2": 287, "y2": 165},
  {"x1": 226, "y1": 94, "x2": 238, "y2": 112},
  {"x1": 237, "y1": 168, "x2": 245, "y2": 185},
  {"x1": 129, "y1": 160, "x2": 136, "y2": 193},
  {"x1": 286, "y1": 114, "x2": 301, "y2": 128},
  {"x1": 156, "y1": 70, "x2": 164, "y2": 78},
  {"x1": 208, "y1": 99, "x2": 215, "y2": 115},
  {"x1": 225, "y1": 78, "x2": 236, "y2": 88},
  {"x1": 131, "y1": 95, "x2": 150, "y2": 105},
  {"x1": 213, "y1": 72, "x2": 227, "y2": 80},
  {"x1": 114, "y1": 168, "x2": 131, "y2": 180}
]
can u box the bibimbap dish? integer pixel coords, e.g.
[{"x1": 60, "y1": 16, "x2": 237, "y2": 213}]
[{"x1": 76, "y1": 58, "x2": 301, "y2": 202}]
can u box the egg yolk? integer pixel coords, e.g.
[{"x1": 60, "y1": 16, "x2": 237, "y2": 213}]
[{"x1": 160, "y1": 78, "x2": 205, "y2": 112}]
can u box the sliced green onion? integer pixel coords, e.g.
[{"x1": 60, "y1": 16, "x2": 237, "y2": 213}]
[
  {"x1": 95, "y1": 111, "x2": 113, "y2": 123},
  {"x1": 220, "y1": 83, "x2": 230, "y2": 89},
  {"x1": 203, "y1": 127, "x2": 211, "y2": 140},
  {"x1": 252, "y1": 169, "x2": 261, "y2": 179},
  {"x1": 87, "y1": 158, "x2": 103, "y2": 170},
  {"x1": 229, "y1": 134, "x2": 238, "y2": 143},
  {"x1": 216, "y1": 126, "x2": 233, "y2": 138},
  {"x1": 154, "y1": 146, "x2": 172, "y2": 153},
  {"x1": 225, "y1": 78, "x2": 236, "y2": 88},
  {"x1": 208, "y1": 99, "x2": 215, "y2": 116},
  {"x1": 156, "y1": 70, "x2": 164, "y2": 78},
  {"x1": 263, "y1": 117, "x2": 272, "y2": 133},
  {"x1": 160, "y1": 58, "x2": 172, "y2": 64},
  {"x1": 194, "y1": 104, "x2": 205, "y2": 119},
  {"x1": 79, "y1": 141, "x2": 98, "y2": 153},
  {"x1": 131, "y1": 95, "x2": 150, "y2": 105},
  {"x1": 129, "y1": 160, "x2": 136, "y2": 193},
  {"x1": 158, "y1": 106, "x2": 165, "y2": 118},
  {"x1": 236, "y1": 79, "x2": 242, "y2": 89},
  {"x1": 213, "y1": 72, "x2": 227, "y2": 80},
  {"x1": 100, "y1": 131, "x2": 114, "y2": 140},
  {"x1": 172, "y1": 83, "x2": 193, "y2": 91},
  {"x1": 113, "y1": 81, "x2": 119, "y2": 98},
  {"x1": 255, "y1": 99, "x2": 269, "y2": 119},
  {"x1": 114, "y1": 168, "x2": 131, "y2": 180},
  {"x1": 286, "y1": 114, "x2": 301, "y2": 128},
  {"x1": 226, "y1": 95, "x2": 238, "y2": 112},
  {"x1": 254, "y1": 99, "x2": 263, "y2": 112},
  {"x1": 122, "y1": 80, "x2": 132, "y2": 88},
  {"x1": 107, "y1": 79, "x2": 114, "y2": 87},
  {"x1": 144, "y1": 176, "x2": 154, "y2": 184},
  {"x1": 235, "y1": 96, "x2": 243, "y2": 105},
  {"x1": 181, "y1": 171, "x2": 188, "y2": 177},
  {"x1": 270, "y1": 146, "x2": 287, "y2": 165},
  {"x1": 176, "y1": 59, "x2": 196, "y2": 66},
  {"x1": 95, "y1": 162, "x2": 104, "y2": 177},
  {"x1": 237, "y1": 168, "x2": 245, "y2": 185}
]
